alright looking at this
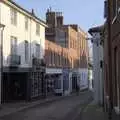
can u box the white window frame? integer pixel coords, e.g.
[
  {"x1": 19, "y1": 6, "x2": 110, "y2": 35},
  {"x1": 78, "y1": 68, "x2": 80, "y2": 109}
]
[
  {"x1": 25, "y1": 16, "x2": 28, "y2": 30},
  {"x1": 24, "y1": 40, "x2": 29, "y2": 63},
  {"x1": 35, "y1": 43, "x2": 40, "y2": 58},
  {"x1": 36, "y1": 23, "x2": 40, "y2": 36},
  {"x1": 10, "y1": 36, "x2": 17, "y2": 55},
  {"x1": 10, "y1": 8, "x2": 17, "y2": 26}
]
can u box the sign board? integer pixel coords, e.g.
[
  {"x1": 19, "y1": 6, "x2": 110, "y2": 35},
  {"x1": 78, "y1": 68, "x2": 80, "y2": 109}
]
[{"x1": 46, "y1": 68, "x2": 62, "y2": 74}]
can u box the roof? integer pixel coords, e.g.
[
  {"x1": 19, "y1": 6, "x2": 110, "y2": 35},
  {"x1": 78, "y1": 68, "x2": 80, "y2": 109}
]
[
  {"x1": 88, "y1": 25, "x2": 104, "y2": 35},
  {"x1": 3, "y1": 0, "x2": 47, "y2": 27}
]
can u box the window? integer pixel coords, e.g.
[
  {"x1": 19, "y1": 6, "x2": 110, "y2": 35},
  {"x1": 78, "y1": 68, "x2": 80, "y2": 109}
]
[
  {"x1": 10, "y1": 8, "x2": 17, "y2": 25},
  {"x1": 25, "y1": 16, "x2": 28, "y2": 30},
  {"x1": 25, "y1": 40, "x2": 29, "y2": 63},
  {"x1": 54, "y1": 52, "x2": 57, "y2": 65},
  {"x1": 53, "y1": 52, "x2": 55, "y2": 65},
  {"x1": 58, "y1": 54, "x2": 61, "y2": 66},
  {"x1": 50, "y1": 50, "x2": 53, "y2": 64},
  {"x1": 36, "y1": 43, "x2": 40, "y2": 58},
  {"x1": 36, "y1": 23, "x2": 40, "y2": 35},
  {"x1": 11, "y1": 36, "x2": 17, "y2": 55}
]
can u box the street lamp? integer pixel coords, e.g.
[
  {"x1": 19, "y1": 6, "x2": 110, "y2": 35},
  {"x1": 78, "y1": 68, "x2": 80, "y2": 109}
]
[{"x1": 0, "y1": 23, "x2": 5, "y2": 104}]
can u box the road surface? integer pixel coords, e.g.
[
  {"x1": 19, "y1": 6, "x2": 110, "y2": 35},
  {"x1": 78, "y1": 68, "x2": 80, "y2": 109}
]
[{"x1": 0, "y1": 91, "x2": 92, "y2": 120}]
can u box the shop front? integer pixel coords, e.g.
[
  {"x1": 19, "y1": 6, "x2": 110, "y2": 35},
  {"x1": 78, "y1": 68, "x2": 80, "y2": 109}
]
[
  {"x1": 45, "y1": 68, "x2": 63, "y2": 96},
  {"x1": 63, "y1": 68, "x2": 71, "y2": 95}
]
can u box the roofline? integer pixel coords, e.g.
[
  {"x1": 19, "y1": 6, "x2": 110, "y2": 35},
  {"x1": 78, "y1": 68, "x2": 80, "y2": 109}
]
[
  {"x1": 88, "y1": 25, "x2": 104, "y2": 35},
  {"x1": 2, "y1": 0, "x2": 47, "y2": 27}
]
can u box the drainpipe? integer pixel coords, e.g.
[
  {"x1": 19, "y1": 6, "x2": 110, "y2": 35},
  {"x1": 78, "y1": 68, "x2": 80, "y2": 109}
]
[
  {"x1": 107, "y1": 0, "x2": 113, "y2": 119},
  {"x1": 0, "y1": 24, "x2": 5, "y2": 104}
]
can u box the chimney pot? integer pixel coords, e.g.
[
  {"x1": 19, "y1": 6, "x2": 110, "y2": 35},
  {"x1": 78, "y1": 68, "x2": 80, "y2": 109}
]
[{"x1": 32, "y1": 9, "x2": 35, "y2": 16}]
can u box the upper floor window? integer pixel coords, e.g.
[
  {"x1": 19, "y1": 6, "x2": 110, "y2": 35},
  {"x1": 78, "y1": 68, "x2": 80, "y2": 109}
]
[
  {"x1": 36, "y1": 23, "x2": 40, "y2": 35},
  {"x1": 50, "y1": 51, "x2": 53, "y2": 65},
  {"x1": 25, "y1": 16, "x2": 28, "y2": 30},
  {"x1": 10, "y1": 8, "x2": 17, "y2": 26},
  {"x1": 10, "y1": 36, "x2": 17, "y2": 55},
  {"x1": 35, "y1": 43, "x2": 40, "y2": 58},
  {"x1": 24, "y1": 40, "x2": 29, "y2": 63}
]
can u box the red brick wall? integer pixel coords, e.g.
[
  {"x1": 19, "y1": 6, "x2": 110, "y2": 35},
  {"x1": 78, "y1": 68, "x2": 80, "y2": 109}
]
[
  {"x1": 104, "y1": 0, "x2": 120, "y2": 107},
  {"x1": 45, "y1": 40, "x2": 78, "y2": 69}
]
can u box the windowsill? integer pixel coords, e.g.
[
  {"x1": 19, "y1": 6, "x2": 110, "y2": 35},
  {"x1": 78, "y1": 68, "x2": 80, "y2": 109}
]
[{"x1": 114, "y1": 106, "x2": 120, "y2": 115}]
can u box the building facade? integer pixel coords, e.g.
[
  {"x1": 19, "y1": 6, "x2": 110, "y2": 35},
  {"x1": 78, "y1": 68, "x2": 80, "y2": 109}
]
[
  {"x1": 104, "y1": 0, "x2": 120, "y2": 119},
  {"x1": 88, "y1": 26, "x2": 104, "y2": 105},
  {"x1": 45, "y1": 8, "x2": 89, "y2": 93},
  {"x1": 45, "y1": 40, "x2": 78, "y2": 95},
  {"x1": 0, "y1": 0, "x2": 47, "y2": 103}
]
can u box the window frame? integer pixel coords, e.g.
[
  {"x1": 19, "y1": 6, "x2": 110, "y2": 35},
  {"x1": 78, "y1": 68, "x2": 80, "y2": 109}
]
[
  {"x1": 10, "y1": 8, "x2": 17, "y2": 26},
  {"x1": 10, "y1": 36, "x2": 18, "y2": 55},
  {"x1": 25, "y1": 16, "x2": 28, "y2": 30},
  {"x1": 36, "y1": 23, "x2": 40, "y2": 36},
  {"x1": 35, "y1": 43, "x2": 40, "y2": 58},
  {"x1": 24, "y1": 40, "x2": 29, "y2": 63}
]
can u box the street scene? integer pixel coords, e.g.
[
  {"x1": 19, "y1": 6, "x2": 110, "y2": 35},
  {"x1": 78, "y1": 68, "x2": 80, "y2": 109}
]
[{"x1": 0, "y1": 0, "x2": 120, "y2": 120}]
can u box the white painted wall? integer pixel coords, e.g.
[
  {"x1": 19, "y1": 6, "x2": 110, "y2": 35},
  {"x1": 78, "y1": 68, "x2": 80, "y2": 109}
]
[
  {"x1": 78, "y1": 68, "x2": 88, "y2": 90},
  {"x1": 0, "y1": 1, "x2": 45, "y2": 68},
  {"x1": 92, "y1": 32, "x2": 103, "y2": 105},
  {"x1": 72, "y1": 68, "x2": 88, "y2": 90},
  {"x1": 88, "y1": 69, "x2": 93, "y2": 91}
]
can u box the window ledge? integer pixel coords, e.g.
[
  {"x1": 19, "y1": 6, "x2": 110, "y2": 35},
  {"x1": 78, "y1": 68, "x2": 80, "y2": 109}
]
[{"x1": 114, "y1": 106, "x2": 120, "y2": 115}]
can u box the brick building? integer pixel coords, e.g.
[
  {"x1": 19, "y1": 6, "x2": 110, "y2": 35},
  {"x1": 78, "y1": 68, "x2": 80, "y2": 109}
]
[
  {"x1": 103, "y1": 0, "x2": 120, "y2": 119},
  {"x1": 45, "y1": 40, "x2": 78, "y2": 95},
  {"x1": 45, "y1": 8, "x2": 89, "y2": 93}
]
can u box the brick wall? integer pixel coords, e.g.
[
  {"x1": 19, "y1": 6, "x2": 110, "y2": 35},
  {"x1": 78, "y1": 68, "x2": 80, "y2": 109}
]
[
  {"x1": 45, "y1": 10, "x2": 88, "y2": 69},
  {"x1": 104, "y1": 0, "x2": 120, "y2": 110},
  {"x1": 45, "y1": 40, "x2": 78, "y2": 69}
]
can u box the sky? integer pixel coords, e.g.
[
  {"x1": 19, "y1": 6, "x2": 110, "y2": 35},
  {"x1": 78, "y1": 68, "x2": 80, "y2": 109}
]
[{"x1": 14, "y1": 0, "x2": 105, "y2": 32}]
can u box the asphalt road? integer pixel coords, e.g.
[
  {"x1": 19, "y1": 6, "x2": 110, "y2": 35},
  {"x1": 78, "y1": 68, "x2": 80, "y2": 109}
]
[{"x1": 0, "y1": 91, "x2": 92, "y2": 120}]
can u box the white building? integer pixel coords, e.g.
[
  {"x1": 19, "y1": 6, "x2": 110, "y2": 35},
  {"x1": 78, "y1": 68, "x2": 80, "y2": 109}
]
[
  {"x1": 88, "y1": 26, "x2": 104, "y2": 105},
  {"x1": 0, "y1": 0, "x2": 47, "y2": 103}
]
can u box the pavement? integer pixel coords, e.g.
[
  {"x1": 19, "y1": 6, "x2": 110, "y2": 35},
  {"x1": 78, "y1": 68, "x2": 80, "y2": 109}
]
[
  {"x1": 78, "y1": 101, "x2": 108, "y2": 120},
  {"x1": 0, "y1": 90, "x2": 92, "y2": 120}
]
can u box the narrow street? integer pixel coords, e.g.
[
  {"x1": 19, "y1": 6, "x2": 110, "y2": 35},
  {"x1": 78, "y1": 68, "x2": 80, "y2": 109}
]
[
  {"x1": 0, "y1": 91, "x2": 92, "y2": 120},
  {"x1": 0, "y1": 0, "x2": 113, "y2": 119}
]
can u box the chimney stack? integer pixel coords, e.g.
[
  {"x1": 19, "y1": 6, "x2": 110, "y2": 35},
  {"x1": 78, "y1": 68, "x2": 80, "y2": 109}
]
[
  {"x1": 56, "y1": 12, "x2": 63, "y2": 27},
  {"x1": 31, "y1": 9, "x2": 35, "y2": 16}
]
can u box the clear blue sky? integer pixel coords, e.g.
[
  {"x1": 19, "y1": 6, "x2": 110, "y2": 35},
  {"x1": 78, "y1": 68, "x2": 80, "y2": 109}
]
[{"x1": 14, "y1": 0, "x2": 104, "y2": 32}]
